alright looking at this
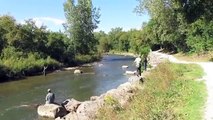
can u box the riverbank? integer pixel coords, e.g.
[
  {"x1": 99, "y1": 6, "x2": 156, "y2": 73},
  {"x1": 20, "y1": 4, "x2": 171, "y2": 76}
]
[
  {"x1": 106, "y1": 51, "x2": 136, "y2": 57},
  {"x1": 0, "y1": 54, "x2": 136, "y2": 120},
  {"x1": 36, "y1": 51, "x2": 162, "y2": 119},
  {"x1": 35, "y1": 51, "x2": 208, "y2": 119},
  {"x1": 0, "y1": 54, "x2": 101, "y2": 83},
  {"x1": 37, "y1": 75, "x2": 143, "y2": 120},
  {"x1": 96, "y1": 51, "x2": 206, "y2": 120}
]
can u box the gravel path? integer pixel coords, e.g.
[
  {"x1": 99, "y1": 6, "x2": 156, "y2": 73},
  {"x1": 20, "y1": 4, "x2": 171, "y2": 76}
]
[{"x1": 151, "y1": 51, "x2": 213, "y2": 120}]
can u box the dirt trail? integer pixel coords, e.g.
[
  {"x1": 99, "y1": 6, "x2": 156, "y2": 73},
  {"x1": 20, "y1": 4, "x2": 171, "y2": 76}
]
[{"x1": 151, "y1": 51, "x2": 213, "y2": 120}]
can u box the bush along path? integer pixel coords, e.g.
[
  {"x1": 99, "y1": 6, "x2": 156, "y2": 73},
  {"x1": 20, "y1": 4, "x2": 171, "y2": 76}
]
[{"x1": 151, "y1": 51, "x2": 213, "y2": 120}]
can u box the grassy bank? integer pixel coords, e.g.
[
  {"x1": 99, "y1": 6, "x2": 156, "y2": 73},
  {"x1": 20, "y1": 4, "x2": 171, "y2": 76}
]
[
  {"x1": 0, "y1": 55, "x2": 61, "y2": 82},
  {"x1": 0, "y1": 53, "x2": 101, "y2": 82},
  {"x1": 97, "y1": 62, "x2": 207, "y2": 120}
]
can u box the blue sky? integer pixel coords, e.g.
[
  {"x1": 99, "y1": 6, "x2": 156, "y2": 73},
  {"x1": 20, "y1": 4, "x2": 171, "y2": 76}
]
[{"x1": 0, "y1": 0, "x2": 150, "y2": 33}]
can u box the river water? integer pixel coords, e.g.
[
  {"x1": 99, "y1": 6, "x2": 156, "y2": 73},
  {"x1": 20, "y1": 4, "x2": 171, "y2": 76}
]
[{"x1": 0, "y1": 55, "x2": 136, "y2": 120}]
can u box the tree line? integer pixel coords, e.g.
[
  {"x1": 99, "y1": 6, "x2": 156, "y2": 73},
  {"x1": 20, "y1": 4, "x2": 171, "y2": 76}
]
[
  {"x1": 94, "y1": 28, "x2": 150, "y2": 56},
  {"x1": 96, "y1": 0, "x2": 213, "y2": 55},
  {"x1": 0, "y1": 0, "x2": 100, "y2": 81},
  {"x1": 135, "y1": 0, "x2": 213, "y2": 53}
]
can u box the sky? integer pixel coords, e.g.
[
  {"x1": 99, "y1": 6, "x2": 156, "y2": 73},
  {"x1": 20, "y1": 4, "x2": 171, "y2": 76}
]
[{"x1": 0, "y1": 0, "x2": 150, "y2": 33}]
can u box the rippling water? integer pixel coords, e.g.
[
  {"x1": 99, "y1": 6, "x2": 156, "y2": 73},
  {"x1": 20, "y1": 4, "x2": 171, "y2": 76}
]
[{"x1": 0, "y1": 54, "x2": 136, "y2": 120}]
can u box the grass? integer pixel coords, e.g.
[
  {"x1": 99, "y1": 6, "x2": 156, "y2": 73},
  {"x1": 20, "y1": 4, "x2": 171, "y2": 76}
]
[
  {"x1": 174, "y1": 51, "x2": 213, "y2": 62},
  {"x1": 0, "y1": 54, "x2": 61, "y2": 81},
  {"x1": 96, "y1": 62, "x2": 207, "y2": 120}
]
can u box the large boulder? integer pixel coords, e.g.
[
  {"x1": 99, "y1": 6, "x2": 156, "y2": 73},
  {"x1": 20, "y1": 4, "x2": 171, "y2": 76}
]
[
  {"x1": 128, "y1": 76, "x2": 143, "y2": 85},
  {"x1": 90, "y1": 96, "x2": 99, "y2": 101},
  {"x1": 74, "y1": 69, "x2": 83, "y2": 74},
  {"x1": 62, "y1": 99, "x2": 82, "y2": 112},
  {"x1": 63, "y1": 67, "x2": 77, "y2": 71},
  {"x1": 76, "y1": 99, "x2": 104, "y2": 120},
  {"x1": 37, "y1": 104, "x2": 67, "y2": 118},
  {"x1": 57, "y1": 99, "x2": 104, "y2": 120},
  {"x1": 55, "y1": 112, "x2": 78, "y2": 120},
  {"x1": 125, "y1": 70, "x2": 136, "y2": 75},
  {"x1": 122, "y1": 65, "x2": 128, "y2": 69},
  {"x1": 117, "y1": 82, "x2": 135, "y2": 93},
  {"x1": 105, "y1": 85, "x2": 134, "y2": 107}
]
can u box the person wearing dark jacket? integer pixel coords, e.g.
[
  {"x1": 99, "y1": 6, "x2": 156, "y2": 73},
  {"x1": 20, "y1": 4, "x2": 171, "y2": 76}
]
[{"x1": 143, "y1": 57, "x2": 148, "y2": 71}]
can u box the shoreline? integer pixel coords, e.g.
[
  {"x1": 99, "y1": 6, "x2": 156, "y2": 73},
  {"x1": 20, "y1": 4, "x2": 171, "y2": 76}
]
[
  {"x1": 38, "y1": 52, "x2": 160, "y2": 119},
  {"x1": 106, "y1": 51, "x2": 137, "y2": 57},
  {"x1": 0, "y1": 58, "x2": 101, "y2": 83},
  {"x1": 39, "y1": 75, "x2": 144, "y2": 120},
  {"x1": 45, "y1": 51, "x2": 210, "y2": 120}
]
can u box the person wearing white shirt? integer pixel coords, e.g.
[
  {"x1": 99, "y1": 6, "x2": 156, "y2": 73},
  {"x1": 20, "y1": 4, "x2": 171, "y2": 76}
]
[{"x1": 134, "y1": 56, "x2": 142, "y2": 76}]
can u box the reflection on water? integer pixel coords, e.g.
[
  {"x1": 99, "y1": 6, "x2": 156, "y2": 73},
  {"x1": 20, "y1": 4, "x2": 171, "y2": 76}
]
[{"x1": 0, "y1": 54, "x2": 135, "y2": 120}]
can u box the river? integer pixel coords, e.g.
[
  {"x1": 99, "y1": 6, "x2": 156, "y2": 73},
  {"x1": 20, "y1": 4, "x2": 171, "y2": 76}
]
[{"x1": 0, "y1": 54, "x2": 136, "y2": 120}]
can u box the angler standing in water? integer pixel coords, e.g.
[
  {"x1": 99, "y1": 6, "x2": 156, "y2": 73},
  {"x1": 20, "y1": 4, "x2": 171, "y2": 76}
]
[{"x1": 43, "y1": 66, "x2": 48, "y2": 76}]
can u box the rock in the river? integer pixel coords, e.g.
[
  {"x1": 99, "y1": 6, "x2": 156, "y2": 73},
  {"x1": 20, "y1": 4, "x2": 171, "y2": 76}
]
[
  {"x1": 37, "y1": 104, "x2": 67, "y2": 118},
  {"x1": 125, "y1": 70, "x2": 136, "y2": 75},
  {"x1": 62, "y1": 99, "x2": 82, "y2": 112},
  {"x1": 74, "y1": 69, "x2": 83, "y2": 74},
  {"x1": 63, "y1": 67, "x2": 77, "y2": 71},
  {"x1": 122, "y1": 65, "x2": 128, "y2": 68}
]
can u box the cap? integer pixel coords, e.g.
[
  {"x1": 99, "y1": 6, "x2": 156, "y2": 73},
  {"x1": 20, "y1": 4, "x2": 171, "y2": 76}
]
[{"x1": 47, "y1": 89, "x2": 51, "y2": 92}]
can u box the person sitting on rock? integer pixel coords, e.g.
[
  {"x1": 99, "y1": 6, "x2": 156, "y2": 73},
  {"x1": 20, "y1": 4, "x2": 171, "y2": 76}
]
[{"x1": 45, "y1": 89, "x2": 55, "y2": 104}]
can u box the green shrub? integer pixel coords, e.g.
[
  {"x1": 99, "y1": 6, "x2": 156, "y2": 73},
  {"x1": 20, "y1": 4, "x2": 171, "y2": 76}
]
[
  {"x1": 186, "y1": 19, "x2": 213, "y2": 53},
  {"x1": 1, "y1": 50, "x2": 61, "y2": 78},
  {"x1": 104, "y1": 95, "x2": 121, "y2": 110},
  {"x1": 139, "y1": 45, "x2": 150, "y2": 57}
]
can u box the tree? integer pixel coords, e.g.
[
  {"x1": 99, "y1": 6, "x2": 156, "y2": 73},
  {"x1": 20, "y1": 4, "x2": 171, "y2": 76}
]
[
  {"x1": 136, "y1": 0, "x2": 182, "y2": 52},
  {"x1": 0, "y1": 27, "x2": 5, "y2": 53},
  {"x1": 186, "y1": 19, "x2": 213, "y2": 53},
  {"x1": 135, "y1": 0, "x2": 213, "y2": 53},
  {"x1": 47, "y1": 32, "x2": 67, "y2": 62},
  {"x1": 118, "y1": 32, "x2": 130, "y2": 52},
  {"x1": 64, "y1": 0, "x2": 100, "y2": 55},
  {"x1": 94, "y1": 31, "x2": 110, "y2": 53},
  {"x1": 98, "y1": 36, "x2": 110, "y2": 53},
  {"x1": 108, "y1": 27, "x2": 123, "y2": 51},
  {"x1": 0, "y1": 15, "x2": 17, "y2": 48},
  {"x1": 21, "y1": 19, "x2": 48, "y2": 54}
]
